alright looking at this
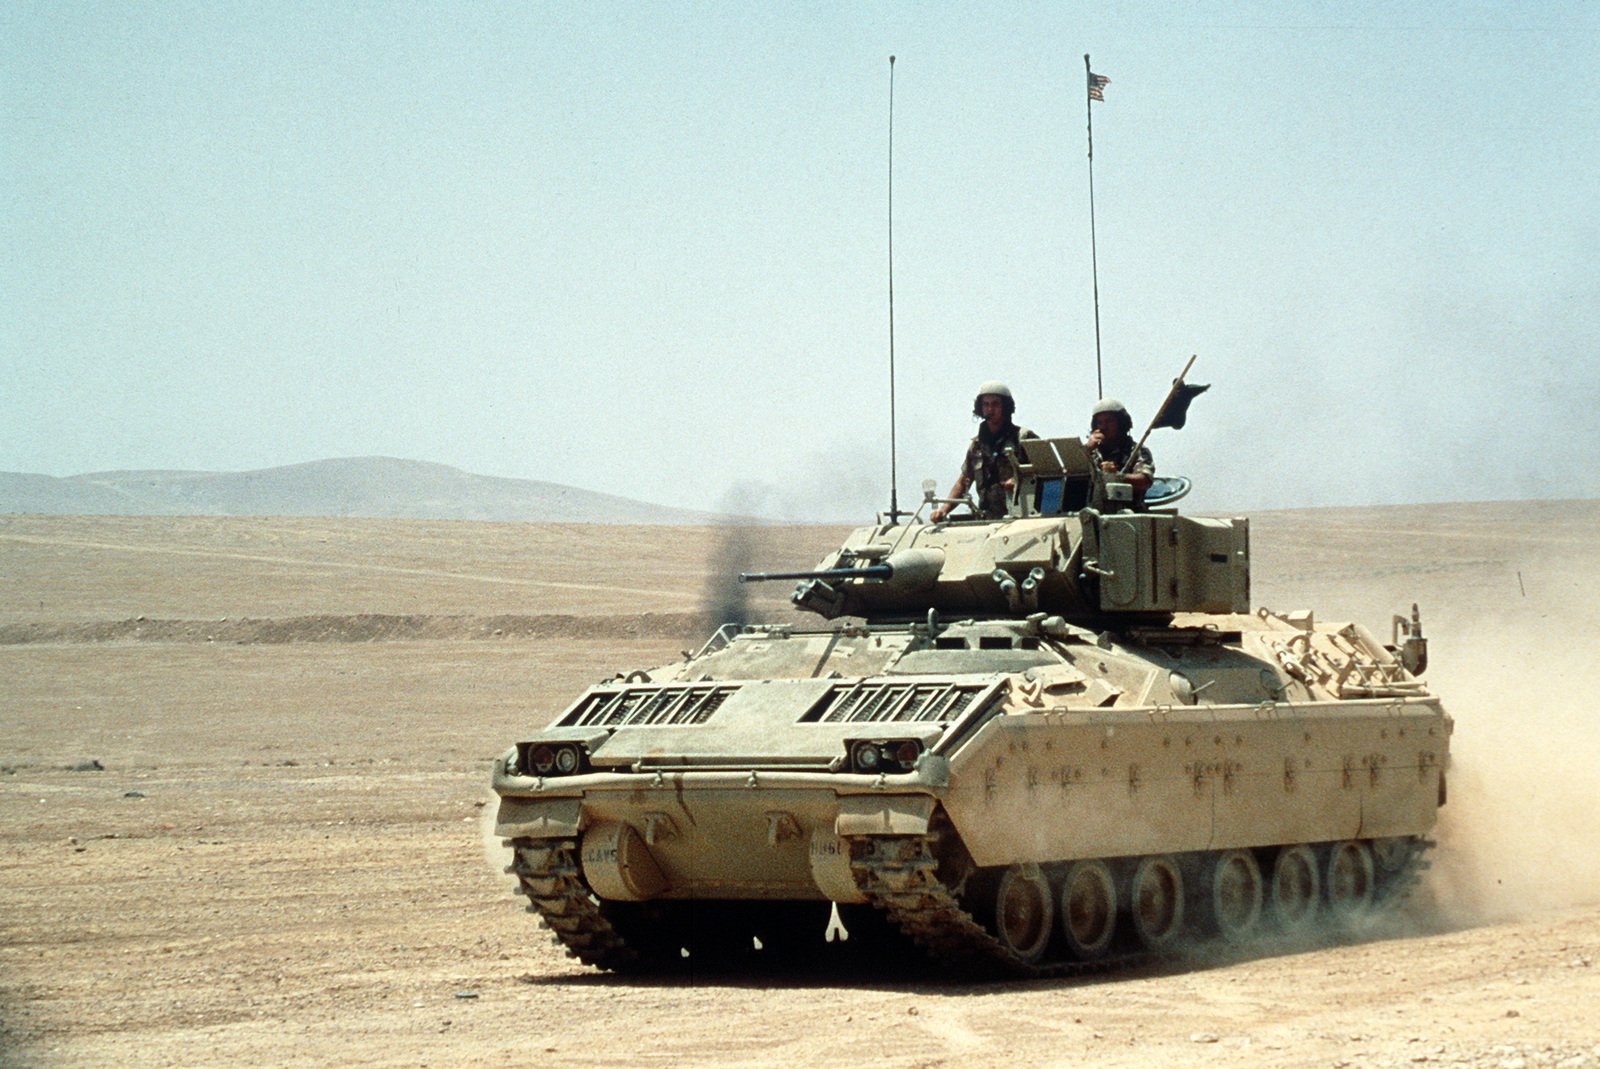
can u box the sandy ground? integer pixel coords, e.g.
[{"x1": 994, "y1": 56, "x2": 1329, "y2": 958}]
[{"x1": 3, "y1": 503, "x2": 1600, "y2": 1069}]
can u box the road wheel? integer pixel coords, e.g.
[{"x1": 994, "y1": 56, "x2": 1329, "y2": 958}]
[
  {"x1": 1267, "y1": 844, "x2": 1320, "y2": 935},
  {"x1": 1207, "y1": 850, "x2": 1264, "y2": 944},
  {"x1": 1326, "y1": 840, "x2": 1376, "y2": 925},
  {"x1": 1128, "y1": 855, "x2": 1185, "y2": 951},
  {"x1": 1059, "y1": 860, "x2": 1118, "y2": 960},
  {"x1": 993, "y1": 864, "x2": 1053, "y2": 964}
]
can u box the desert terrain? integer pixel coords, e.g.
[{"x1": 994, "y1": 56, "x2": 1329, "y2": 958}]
[{"x1": 3, "y1": 501, "x2": 1599, "y2": 1069}]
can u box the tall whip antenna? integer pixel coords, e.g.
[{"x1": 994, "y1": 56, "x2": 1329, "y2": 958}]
[
  {"x1": 886, "y1": 54, "x2": 902, "y2": 522},
  {"x1": 1084, "y1": 54, "x2": 1108, "y2": 398}
]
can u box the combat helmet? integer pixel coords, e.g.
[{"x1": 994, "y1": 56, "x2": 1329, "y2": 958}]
[
  {"x1": 972, "y1": 381, "x2": 1016, "y2": 418},
  {"x1": 1090, "y1": 397, "x2": 1133, "y2": 435}
]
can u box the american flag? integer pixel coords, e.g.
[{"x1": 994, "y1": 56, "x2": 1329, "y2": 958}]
[{"x1": 1088, "y1": 70, "x2": 1110, "y2": 101}]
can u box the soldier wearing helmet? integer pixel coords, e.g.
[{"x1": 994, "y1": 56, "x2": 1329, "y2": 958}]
[
  {"x1": 930, "y1": 382, "x2": 1038, "y2": 522},
  {"x1": 1085, "y1": 398, "x2": 1154, "y2": 503}
]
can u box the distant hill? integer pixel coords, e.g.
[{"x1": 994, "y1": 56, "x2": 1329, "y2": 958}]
[{"x1": 0, "y1": 457, "x2": 727, "y2": 524}]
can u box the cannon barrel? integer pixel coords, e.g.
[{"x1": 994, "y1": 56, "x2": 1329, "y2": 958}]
[{"x1": 739, "y1": 564, "x2": 893, "y2": 584}]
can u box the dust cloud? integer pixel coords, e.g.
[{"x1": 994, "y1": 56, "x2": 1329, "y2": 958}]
[{"x1": 1425, "y1": 571, "x2": 1600, "y2": 924}]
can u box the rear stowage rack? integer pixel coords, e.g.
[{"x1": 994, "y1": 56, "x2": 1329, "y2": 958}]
[
  {"x1": 801, "y1": 680, "x2": 993, "y2": 724},
  {"x1": 559, "y1": 684, "x2": 740, "y2": 728}
]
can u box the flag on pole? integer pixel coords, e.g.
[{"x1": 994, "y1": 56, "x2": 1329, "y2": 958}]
[
  {"x1": 1149, "y1": 382, "x2": 1210, "y2": 430},
  {"x1": 1088, "y1": 69, "x2": 1110, "y2": 102}
]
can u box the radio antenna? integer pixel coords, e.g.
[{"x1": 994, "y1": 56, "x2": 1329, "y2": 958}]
[{"x1": 886, "y1": 54, "x2": 902, "y2": 523}]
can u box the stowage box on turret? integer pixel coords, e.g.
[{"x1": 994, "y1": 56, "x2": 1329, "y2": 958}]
[{"x1": 490, "y1": 436, "x2": 1450, "y2": 976}]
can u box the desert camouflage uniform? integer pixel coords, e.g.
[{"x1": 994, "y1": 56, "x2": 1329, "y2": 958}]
[
  {"x1": 1093, "y1": 438, "x2": 1154, "y2": 480},
  {"x1": 962, "y1": 424, "x2": 1038, "y2": 518},
  {"x1": 1093, "y1": 438, "x2": 1155, "y2": 508}
]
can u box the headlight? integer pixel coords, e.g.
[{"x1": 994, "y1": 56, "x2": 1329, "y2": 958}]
[
  {"x1": 522, "y1": 742, "x2": 586, "y2": 777},
  {"x1": 847, "y1": 739, "x2": 923, "y2": 774}
]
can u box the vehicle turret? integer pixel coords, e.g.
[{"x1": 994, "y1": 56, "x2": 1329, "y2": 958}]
[{"x1": 743, "y1": 435, "x2": 1249, "y2": 622}]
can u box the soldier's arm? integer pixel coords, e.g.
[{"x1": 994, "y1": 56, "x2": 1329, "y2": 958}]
[
  {"x1": 930, "y1": 472, "x2": 971, "y2": 522},
  {"x1": 1125, "y1": 448, "x2": 1154, "y2": 490}
]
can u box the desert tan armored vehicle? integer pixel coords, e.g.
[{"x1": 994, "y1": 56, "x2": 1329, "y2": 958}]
[{"x1": 491, "y1": 435, "x2": 1450, "y2": 976}]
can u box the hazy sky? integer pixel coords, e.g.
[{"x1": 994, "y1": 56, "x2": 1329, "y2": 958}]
[{"x1": 5, "y1": 2, "x2": 1597, "y2": 519}]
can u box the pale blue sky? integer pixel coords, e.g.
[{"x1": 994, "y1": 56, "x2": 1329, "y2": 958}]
[{"x1": 4, "y1": 2, "x2": 1597, "y2": 518}]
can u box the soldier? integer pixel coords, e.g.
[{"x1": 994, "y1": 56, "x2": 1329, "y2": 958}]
[
  {"x1": 1085, "y1": 398, "x2": 1154, "y2": 503},
  {"x1": 930, "y1": 382, "x2": 1038, "y2": 522}
]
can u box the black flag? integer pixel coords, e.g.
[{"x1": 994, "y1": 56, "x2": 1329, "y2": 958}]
[{"x1": 1150, "y1": 382, "x2": 1210, "y2": 430}]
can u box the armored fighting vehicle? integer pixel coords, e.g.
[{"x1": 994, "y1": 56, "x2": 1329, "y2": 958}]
[{"x1": 491, "y1": 435, "x2": 1450, "y2": 977}]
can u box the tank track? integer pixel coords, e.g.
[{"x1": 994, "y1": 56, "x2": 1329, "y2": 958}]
[
  {"x1": 509, "y1": 833, "x2": 1434, "y2": 977},
  {"x1": 843, "y1": 832, "x2": 1150, "y2": 979},
  {"x1": 1374, "y1": 836, "x2": 1435, "y2": 910},
  {"x1": 507, "y1": 838, "x2": 640, "y2": 971},
  {"x1": 843, "y1": 830, "x2": 1436, "y2": 980},
  {"x1": 507, "y1": 838, "x2": 825, "y2": 972}
]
